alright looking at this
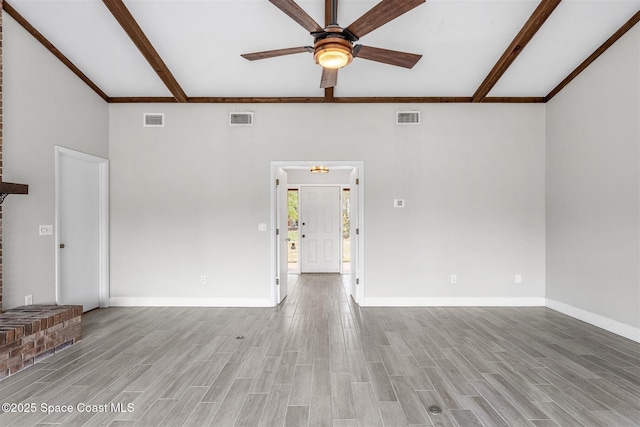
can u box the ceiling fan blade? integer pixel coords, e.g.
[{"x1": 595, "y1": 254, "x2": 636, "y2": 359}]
[
  {"x1": 353, "y1": 45, "x2": 422, "y2": 69},
  {"x1": 269, "y1": 0, "x2": 323, "y2": 33},
  {"x1": 241, "y1": 46, "x2": 313, "y2": 61},
  {"x1": 346, "y1": 0, "x2": 425, "y2": 39},
  {"x1": 320, "y1": 67, "x2": 338, "y2": 88}
]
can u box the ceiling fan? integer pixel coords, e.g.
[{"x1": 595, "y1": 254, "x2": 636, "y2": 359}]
[{"x1": 241, "y1": 0, "x2": 425, "y2": 88}]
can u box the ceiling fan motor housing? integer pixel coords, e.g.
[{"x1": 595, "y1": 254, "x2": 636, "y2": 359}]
[{"x1": 313, "y1": 33, "x2": 354, "y2": 69}]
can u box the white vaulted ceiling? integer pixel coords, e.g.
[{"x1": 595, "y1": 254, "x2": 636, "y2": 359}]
[{"x1": 4, "y1": 0, "x2": 640, "y2": 102}]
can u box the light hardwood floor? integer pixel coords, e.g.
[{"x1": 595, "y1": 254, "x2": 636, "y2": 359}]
[{"x1": 0, "y1": 274, "x2": 639, "y2": 426}]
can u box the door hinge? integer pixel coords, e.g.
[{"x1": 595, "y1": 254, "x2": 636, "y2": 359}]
[
  {"x1": 356, "y1": 278, "x2": 360, "y2": 285},
  {"x1": 276, "y1": 278, "x2": 280, "y2": 285},
  {"x1": 276, "y1": 228, "x2": 280, "y2": 235},
  {"x1": 356, "y1": 178, "x2": 359, "y2": 185},
  {"x1": 276, "y1": 179, "x2": 280, "y2": 186},
  {"x1": 356, "y1": 228, "x2": 360, "y2": 235}
]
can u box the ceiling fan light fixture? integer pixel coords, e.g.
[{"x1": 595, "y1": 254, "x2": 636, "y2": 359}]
[
  {"x1": 314, "y1": 38, "x2": 353, "y2": 69},
  {"x1": 310, "y1": 166, "x2": 330, "y2": 174}
]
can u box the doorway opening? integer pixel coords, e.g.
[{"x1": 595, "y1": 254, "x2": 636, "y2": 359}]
[{"x1": 271, "y1": 161, "x2": 364, "y2": 306}]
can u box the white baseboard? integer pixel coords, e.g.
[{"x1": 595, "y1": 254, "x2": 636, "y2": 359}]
[
  {"x1": 545, "y1": 298, "x2": 640, "y2": 343},
  {"x1": 361, "y1": 297, "x2": 546, "y2": 307},
  {"x1": 109, "y1": 297, "x2": 273, "y2": 308}
]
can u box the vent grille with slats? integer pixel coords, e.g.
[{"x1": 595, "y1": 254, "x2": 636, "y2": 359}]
[
  {"x1": 396, "y1": 111, "x2": 420, "y2": 125},
  {"x1": 229, "y1": 112, "x2": 253, "y2": 126},
  {"x1": 143, "y1": 113, "x2": 164, "y2": 127}
]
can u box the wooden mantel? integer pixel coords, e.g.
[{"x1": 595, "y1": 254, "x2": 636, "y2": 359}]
[
  {"x1": 0, "y1": 181, "x2": 29, "y2": 204},
  {"x1": 0, "y1": 181, "x2": 28, "y2": 195}
]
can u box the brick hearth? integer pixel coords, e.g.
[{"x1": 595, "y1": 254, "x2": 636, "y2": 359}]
[{"x1": 0, "y1": 305, "x2": 82, "y2": 379}]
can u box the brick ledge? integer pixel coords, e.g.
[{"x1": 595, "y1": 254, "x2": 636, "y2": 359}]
[{"x1": 0, "y1": 304, "x2": 82, "y2": 379}]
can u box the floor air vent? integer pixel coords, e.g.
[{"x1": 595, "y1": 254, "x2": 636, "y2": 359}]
[
  {"x1": 143, "y1": 113, "x2": 164, "y2": 127},
  {"x1": 396, "y1": 111, "x2": 420, "y2": 125},
  {"x1": 229, "y1": 112, "x2": 253, "y2": 126}
]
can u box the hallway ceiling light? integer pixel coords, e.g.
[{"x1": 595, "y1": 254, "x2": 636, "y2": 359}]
[{"x1": 310, "y1": 166, "x2": 329, "y2": 174}]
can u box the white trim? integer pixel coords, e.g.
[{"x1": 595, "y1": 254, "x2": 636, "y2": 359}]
[
  {"x1": 109, "y1": 297, "x2": 272, "y2": 308},
  {"x1": 270, "y1": 166, "x2": 278, "y2": 306},
  {"x1": 55, "y1": 146, "x2": 110, "y2": 309},
  {"x1": 546, "y1": 298, "x2": 640, "y2": 343},
  {"x1": 361, "y1": 297, "x2": 546, "y2": 307}
]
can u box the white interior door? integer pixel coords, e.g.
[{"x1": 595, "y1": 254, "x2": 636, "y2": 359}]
[
  {"x1": 300, "y1": 186, "x2": 341, "y2": 273},
  {"x1": 276, "y1": 168, "x2": 289, "y2": 303},
  {"x1": 57, "y1": 147, "x2": 108, "y2": 312},
  {"x1": 349, "y1": 170, "x2": 359, "y2": 302}
]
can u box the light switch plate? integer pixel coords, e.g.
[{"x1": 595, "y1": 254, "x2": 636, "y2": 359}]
[
  {"x1": 258, "y1": 223, "x2": 267, "y2": 232},
  {"x1": 394, "y1": 199, "x2": 405, "y2": 208},
  {"x1": 39, "y1": 225, "x2": 53, "y2": 236}
]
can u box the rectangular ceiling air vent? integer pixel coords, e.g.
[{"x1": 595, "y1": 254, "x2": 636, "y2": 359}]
[
  {"x1": 143, "y1": 113, "x2": 164, "y2": 127},
  {"x1": 229, "y1": 112, "x2": 253, "y2": 126},
  {"x1": 396, "y1": 111, "x2": 420, "y2": 125}
]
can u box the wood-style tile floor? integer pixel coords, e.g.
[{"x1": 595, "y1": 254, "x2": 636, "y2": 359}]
[{"x1": 1, "y1": 274, "x2": 639, "y2": 426}]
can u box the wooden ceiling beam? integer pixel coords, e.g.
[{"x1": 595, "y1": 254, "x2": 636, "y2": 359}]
[
  {"x1": 111, "y1": 96, "x2": 550, "y2": 104},
  {"x1": 546, "y1": 10, "x2": 640, "y2": 102},
  {"x1": 472, "y1": 0, "x2": 562, "y2": 102},
  {"x1": 102, "y1": 0, "x2": 187, "y2": 103},
  {"x1": 3, "y1": 1, "x2": 110, "y2": 102}
]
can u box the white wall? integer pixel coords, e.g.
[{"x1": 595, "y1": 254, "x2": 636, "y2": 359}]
[
  {"x1": 546, "y1": 25, "x2": 640, "y2": 340},
  {"x1": 109, "y1": 102, "x2": 545, "y2": 306},
  {"x1": 2, "y1": 14, "x2": 109, "y2": 309},
  {"x1": 287, "y1": 169, "x2": 351, "y2": 186}
]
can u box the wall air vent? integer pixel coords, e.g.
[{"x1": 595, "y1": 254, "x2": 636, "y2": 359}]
[
  {"x1": 143, "y1": 113, "x2": 164, "y2": 127},
  {"x1": 396, "y1": 111, "x2": 420, "y2": 125},
  {"x1": 229, "y1": 112, "x2": 253, "y2": 126}
]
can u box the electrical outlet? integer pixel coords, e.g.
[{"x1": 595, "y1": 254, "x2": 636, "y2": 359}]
[
  {"x1": 200, "y1": 275, "x2": 206, "y2": 284},
  {"x1": 450, "y1": 274, "x2": 457, "y2": 284},
  {"x1": 258, "y1": 223, "x2": 267, "y2": 232},
  {"x1": 515, "y1": 274, "x2": 522, "y2": 284},
  {"x1": 39, "y1": 225, "x2": 53, "y2": 236},
  {"x1": 25, "y1": 295, "x2": 33, "y2": 305}
]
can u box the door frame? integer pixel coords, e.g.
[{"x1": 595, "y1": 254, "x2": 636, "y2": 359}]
[
  {"x1": 270, "y1": 161, "x2": 364, "y2": 305},
  {"x1": 54, "y1": 146, "x2": 110, "y2": 308},
  {"x1": 275, "y1": 167, "x2": 289, "y2": 304}
]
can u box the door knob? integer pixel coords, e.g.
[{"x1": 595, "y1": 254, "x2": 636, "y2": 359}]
[
  {"x1": 59, "y1": 244, "x2": 65, "y2": 249},
  {"x1": 302, "y1": 235, "x2": 306, "y2": 238}
]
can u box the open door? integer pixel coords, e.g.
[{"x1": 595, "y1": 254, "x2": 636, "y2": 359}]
[
  {"x1": 56, "y1": 146, "x2": 109, "y2": 311},
  {"x1": 349, "y1": 169, "x2": 360, "y2": 303},
  {"x1": 275, "y1": 168, "x2": 289, "y2": 303}
]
